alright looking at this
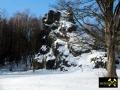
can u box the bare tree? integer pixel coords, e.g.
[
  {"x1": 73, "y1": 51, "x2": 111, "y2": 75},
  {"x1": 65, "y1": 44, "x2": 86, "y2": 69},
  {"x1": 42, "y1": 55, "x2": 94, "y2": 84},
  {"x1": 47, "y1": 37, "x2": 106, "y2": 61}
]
[
  {"x1": 54, "y1": 0, "x2": 120, "y2": 77},
  {"x1": 96, "y1": 0, "x2": 120, "y2": 77}
]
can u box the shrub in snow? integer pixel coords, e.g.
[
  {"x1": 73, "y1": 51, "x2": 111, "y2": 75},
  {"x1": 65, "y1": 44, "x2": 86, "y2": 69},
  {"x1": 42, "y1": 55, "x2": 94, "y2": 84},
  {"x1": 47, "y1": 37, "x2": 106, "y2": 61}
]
[
  {"x1": 32, "y1": 59, "x2": 44, "y2": 72},
  {"x1": 90, "y1": 56, "x2": 107, "y2": 69},
  {"x1": 90, "y1": 52, "x2": 119, "y2": 69}
]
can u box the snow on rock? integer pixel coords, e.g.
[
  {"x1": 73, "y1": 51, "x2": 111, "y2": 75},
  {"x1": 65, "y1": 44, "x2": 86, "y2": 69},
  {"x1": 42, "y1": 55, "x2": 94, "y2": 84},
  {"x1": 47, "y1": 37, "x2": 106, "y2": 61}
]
[
  {"x1": 46, "y1": 49, "x2": 55, "y2": 61},
  {"x1": 34, "y1": 54, "x2": 43, "y2": 63},
  {"x1": 41, "y1": 45, "x2": 47, "y2": 51},
  {"x1": 60, "y1": 20, "x2": 73, "y2": 29},
  {"x1": 34, "y1": 10, "x2": 97, "y2": 71},
  {"x1": 35, "y1": 48, "x2": 55, "y2": 63},
  {"x1": 55, "y1": 39, "x2": 69, "y2": 56},
  {"x1": 54, "y1": 39, "x2": 66, "y2": 45}
]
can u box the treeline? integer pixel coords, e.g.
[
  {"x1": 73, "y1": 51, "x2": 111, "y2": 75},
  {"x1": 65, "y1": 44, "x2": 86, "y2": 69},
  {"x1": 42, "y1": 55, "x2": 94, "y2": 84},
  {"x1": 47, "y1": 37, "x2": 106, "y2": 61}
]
[{"x1": 0, "y1": 11, "x2": 51, "y2": 67}]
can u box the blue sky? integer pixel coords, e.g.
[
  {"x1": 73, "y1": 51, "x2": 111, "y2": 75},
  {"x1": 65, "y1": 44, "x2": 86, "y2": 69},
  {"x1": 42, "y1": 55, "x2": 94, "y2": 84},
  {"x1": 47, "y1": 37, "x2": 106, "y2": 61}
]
[{"x1": 0, "y1": 0, "x2": 56, "y2": 17}]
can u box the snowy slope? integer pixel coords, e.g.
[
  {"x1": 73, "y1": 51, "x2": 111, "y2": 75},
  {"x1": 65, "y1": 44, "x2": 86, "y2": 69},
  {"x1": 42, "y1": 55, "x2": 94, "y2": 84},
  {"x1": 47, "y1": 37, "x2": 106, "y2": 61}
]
[{"x1": 0, "y1": 69, "x2": 120, "y2": 90}]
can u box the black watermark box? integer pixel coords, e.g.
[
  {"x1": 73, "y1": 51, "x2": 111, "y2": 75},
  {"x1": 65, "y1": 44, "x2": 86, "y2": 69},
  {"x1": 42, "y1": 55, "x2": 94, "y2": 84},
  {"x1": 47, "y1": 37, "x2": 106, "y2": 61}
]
[{"x1": 99, "y1": 77, "x2": 118, "y2": 88}]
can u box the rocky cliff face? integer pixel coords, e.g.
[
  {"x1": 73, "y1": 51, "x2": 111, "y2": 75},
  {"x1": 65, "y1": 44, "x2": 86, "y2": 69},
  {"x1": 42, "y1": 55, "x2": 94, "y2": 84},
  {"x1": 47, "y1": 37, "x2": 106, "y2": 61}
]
[{"x1": 34, "y1": 10, "x2": 94, "y2": 71}]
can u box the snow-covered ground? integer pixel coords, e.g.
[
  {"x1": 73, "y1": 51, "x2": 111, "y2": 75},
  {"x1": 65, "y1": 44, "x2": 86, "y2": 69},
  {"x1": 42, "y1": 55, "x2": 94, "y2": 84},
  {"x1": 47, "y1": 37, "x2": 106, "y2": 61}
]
[
  {"x1": 0, "y1": 50, "x2": 120, "y2": 90},
  {"x1": 0, "y1": 69, "x2": 120, "y2": 90}
]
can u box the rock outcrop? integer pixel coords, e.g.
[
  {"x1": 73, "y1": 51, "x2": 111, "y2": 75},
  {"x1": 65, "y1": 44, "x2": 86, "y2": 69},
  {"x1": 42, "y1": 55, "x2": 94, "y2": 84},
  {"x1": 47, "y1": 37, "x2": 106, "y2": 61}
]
[{"x1": 34, "y1": 10, "x2": 93, "y2": 70}]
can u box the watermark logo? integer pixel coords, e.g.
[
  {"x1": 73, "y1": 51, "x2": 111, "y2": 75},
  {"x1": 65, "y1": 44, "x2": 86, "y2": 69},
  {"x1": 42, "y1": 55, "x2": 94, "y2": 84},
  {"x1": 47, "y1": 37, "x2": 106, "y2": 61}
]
[{"x1": 99, "y1": 77, "x2": 118, "y2": 88}]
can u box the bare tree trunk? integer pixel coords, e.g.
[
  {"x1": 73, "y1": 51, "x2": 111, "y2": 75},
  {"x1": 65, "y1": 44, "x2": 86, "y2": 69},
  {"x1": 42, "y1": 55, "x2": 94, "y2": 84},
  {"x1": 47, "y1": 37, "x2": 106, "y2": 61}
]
[{"x1": 106, "y1": 27, "x2": 117, "y2": 77}]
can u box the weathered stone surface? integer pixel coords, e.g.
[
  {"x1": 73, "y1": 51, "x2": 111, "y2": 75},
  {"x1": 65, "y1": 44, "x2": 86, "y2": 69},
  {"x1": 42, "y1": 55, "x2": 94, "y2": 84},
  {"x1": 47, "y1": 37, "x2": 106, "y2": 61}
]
[
  {"x1": 43, "y1": 10, "x2": 61, "y2": 25},
  {"x1": 67, "y1": 25, "x2": 77, "y2": 32}
]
